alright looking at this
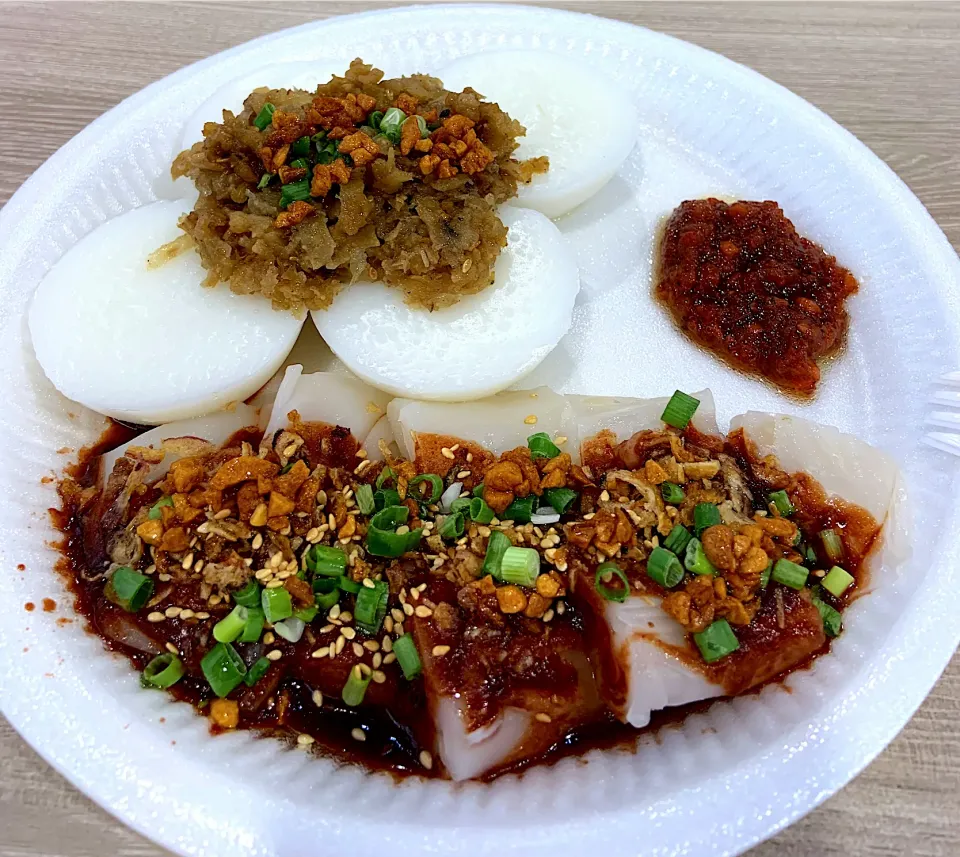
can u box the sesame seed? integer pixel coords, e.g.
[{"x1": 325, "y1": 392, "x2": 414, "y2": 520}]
[
  {"x1": 266, "y1": 579, "x2": 284, "y2": 589},
  {"x1": 382, "y1": 636, "x2": 393, "y2": 653},
  {"x1": 524, "y1": 414, "x2": 538, "y2": 425},
  {"x1": 335, "y1": 636, "x2": 346, "y2": 654},
  {"x1": 432, "y1": 645, "x2": 451, "y2": 657},
  {"x1": 391, "y1": 608, "x2": 405, "y2": 623},
  {"x1": 179, "y1": 609, "x2": 195, "y2": 620},
  {"x1": 456, "y1": 470, "x2": 470, "y2": 479},
  {"x1": 403, "y1": 602, "x2": 415, "y2": 616},
  {"x1": 409, "y1": 588, "x2": 420, "y2": 601},
  {"x1": 255, "y1": 569, "x2": 272, "y2": 580},
  {"x1": 352, "y1": 642, "x2": 364, "y2": 657},
  {"x1": 165, "y1": 642, "x2": 179, "y2": 654},
  {"x1": 311, "y1": 647, "x2": 328, "y2": 659},
  {"x1": 383, "y1": 652, "x2": 397, "y2": 665},
  {"x1": 329, "y1": 604, "x2": 341, "y2": 619},
  {"x1": 384, "y1": 616, "x2": 395, "y2": 634},
  {"x1": 297, "y1": 733, "x2": 315, "y2": 746},
  {"x1": 195, "y1": 611, "x2": 210, "y2": 620},
  {"x1": 351, "y1": 728, "x2": 366, "y2": 742},
  {"x1": 341, "y1": 626, "x2": 356, "y2": 640},
  {"x1": 339, "y1": 611, "x2": 353, "y2": 623},
  {"x1": 466, "y1": 452, "x2": 473, "y2": 463},
  {"x1": 266, "y1": 649, "x2": 282, "y2": 661},
  {"x1": 556, "y1": 601, "x2": 566, "y2": 615},
  {"x1": 143, "y1": 564, "x2": 156, "y2": 576},
  {"x1": 555, "y1": 435, "x2": 568, "y2": 445},
  {"x1": 542, "y1": 609, "x2": 555, "y2": 622},
  {"x1": 363, "y1": 640, "x2": 380, "y2": 652},
  {"x1": 312, "y1": 690, "x2": 324, "y2": 707},
  {"x1": 262, "y1": 631, "x2": 276, "y2": 645},
  {"x1": 362, "y1": 578, "x2": 376, "y2": 589},
  {"x1": 251, "y1": 532, "x2": 263, "y2": 550},
  {"x1": 319, "y1": 624, "x2": 335, "y2": 634},
  {"x1": 158, "y1": 573, "x2": 172, "y2": 582},
  {"x1": 414, "y1": 605, "x2": 433, "y2": 618},
  {"x1": 420, "y1": 750, "x2": 434, "y2": 770},
  {"x1": 328, "y1": 513, "x2": 336, "y2": 529},
  {"x1": 600, "y1": 490, "x2": 610, "y2": 502},
  {"x1": 147, "y1": 612, "x2": 165, "y2": 623},
  {"x1": 372, "y1": 652, "x2": 383, "y2": 668},
  {"x1": 535, "y1": 713, "x2": 552, "y2": 723},
  {"x1": 269, "y1": 552, "x2": 283, "y2": 568},
  {"x1": 394, "y1": 622, "x2": 404, "y2": 637},
  {"x1": 371, "y1": 669, "x2": 386, "y2": 684},
  {"x1": 164, "y1": 606, "x2": 181, "y2": 618},
  {"x1": 358, "y1": 662, "x2": 372, "y2": 677},
  {"x1": 440, "y1": 447, "x2": 455, "y2": 460}
]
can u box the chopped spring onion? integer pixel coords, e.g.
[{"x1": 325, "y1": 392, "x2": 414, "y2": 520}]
[
  {"x1": 314, "y1": 587, "x2": 341, "y2": 610},
  {"x1": 693, "y1": 619, "x2": 739, "y2": 663},
  {"x1": 295, "y1": 603, "x2": 319, "y2": 623},
  {"x1": 438, "y1": 511, "x2": 465, "y2": 541},
  {"x1": 291, "y1": 135, "x2": 311, "y2": 158},
  {"x1": 543, "y1": 487, "x2": 577, "y2": 514},
  {"x1": 355, "y1": 483, "x2": 375, "y2": 515},
  {"x1": 239, "y1": 606, "x2": 265, "y2": 643},
  {"x1": 820, "y1": 528, "x2": 844, "y2": 563},
  {"x1": 450, "y1": 497, "x2": 472, "y2": 515},
  {"x1": 316, "y1": 138, "x2": 341, "y2": 164},
  {"x1": 772, "y1": 558, "x2": 808, "y2": 590},
  {"x1": 768, "y1": 490, "x2": 795, "y2": 517},
  {"x1": 468, "y1": 496, "x2": 495, "y2": 524},
  {"x1": 822, "y1": 565, "x2": 854, "y2": 597},
  {"x1": 147, "y1": 496, "x2": 173, "y2": 520},
  {"x1": 527, "y1": 432, "x2": 561, "y2": 459},
  {"x1": 663, "y1": 524, "x2": 693, "y2": 556},
  {"x1": 366, "y1": 505, "x2": 423, "y2": 558},
  {"x1": 355, "y1": 580, "x2": 390, "y2": 634},
  {"x1": 105, "y1": 567, "x2": 154, "y2": 612},
  {"x1": 661, "y1": 390, "x2": 700, "y2": 429},
  {"x1": 530, "y1": 505, "x2": 560, "y2": 526},
  {"x1": 812, "y1": 594, "x2": 843, "y2": 637},
  {"x1": 243, "y1": 657, "x2": 271, "y2": 687},
  {"x1": 279, "y1": 179, "x2": 312, "y2": 209},
  {"x1": 594, "y1": 561, "x2": 630, "y2": 603},
  {"x1": 684, "y1": 539, "x2": 717, "y2": 576},
  {"x1": 693, "y1": 502, "x2": 721, "y2": 535},
  {"x1": 253, "y1": 102, "x2": 275, "y2": 131},
  {"x1": 472, "y1": 483, "x2": 485, "y2": 499},
  {"x1": 393, "y1": 633, "x2": 422, "y2": 679},
  {"x1": 502, "y1": 494, "x2": 536, "y2": 523},
  {"x1": 232, "y1": 579, "x2": 261, "y2": 608},
  {"x1": 261, "y1": 586, "x2": 293, "y2": 623},
  {"x1": 804, "y1": 544, "x2": 818, "y2": 565},
  {"x1": 308, "y1": 545, "x2": 347, "y2": 577},
  {"x1": 367, "y1": 110, "x2": 384, "y2": 130},
  {"x1": 379, "y1": 107, "x2": 406, "y2": 142},
  {"x1": 661, "y1": 482, "x2": 685, "y2": 504},
  {"x1": 213, "y1": 605, "x2": 249, "y2": 643},
  {"x1": 409, "y1": 474, "x2": 443, "y2": 504},
  {"x1": 376, "y1": 466, "x2": 396, "y2": 489},
  {"x1": 201, "y1": 642, "x2": 246, "y2": 697},
  {"x1": 274, "y1": 616, "x2": 306, "y2": 643},
  {"x1": 257, "y1": 173, "x2": 273, "y2": 190},
  {"x1": 337, "y1": 577, "x2": 362, "y2": 595},
  {"x1": 141, "y1": 653, "x2": 185, "y2": 689},
  {"x1": 646, "y1": 547, "x2": 684, "y2": 588},
  {"x1": 288, "y1": 157, "x2": 310, "y2": 171},
  {"x1": 482, "y1": 530, "x2": 511, "y2": 579},
  {"x1": 415, "y1": 115, "x2": 429, "y2": 137},
  {"x1": 374, "y1": 488, "x2": 401, "y2": 510},
  {"x1": 439, "y1": 481, "x2": 463, "y2": 513},
  {"x1": 342, "y1": 663, "x2": 372, "y2": 706},
  {"x1": 760, "y1": 562, "x2": 772, "y2": 589},
  {"x1": 500, "y1": 547, "x2": 540, "y2": 588}
]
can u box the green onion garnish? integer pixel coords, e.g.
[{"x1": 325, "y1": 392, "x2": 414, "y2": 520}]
[
  {"x1": 366, "y1": 505, "x2": 423, "y2": 558},
  {"x1": 342, "y1": 664, "x2": 371, "y2": 707},
  {"x1": 274, "y1": 616, "x2": 305, "y2": 643},
  {"x1": 295, "y1": 603, "x2": 319, "y2": 623},
  {"x1": 243, "y1": 657, "x2": 271, "y2": 687},
  {"x1": 253, "y1": 102, "x2": 275, "y2": 131},
  {"x1": 472, "y1": 483, "x2": 485, "y2": 498},
  {"x1": 367, "y1": 110, "x2": 384, "y2": 130},
  {"x1": 543, "y1": 487, "x2": 577, "y2": 515},
  {"x1": 288, "y1": 157, "x2": 310, "y2": 171},
  {"x1": 393, "y1": 633, "x2": 422, "y2": 679},
  {"x1": 278, "y1": 179, "x2": 312, "y2": 209},
  {"x1": 141, "y1": 653, "x2": 185, "y2": 689},
  {"x1": 201, "y1": 642, "x2": 246, "y2": 697},
  {"x1": 147, "y1": 496, "x2": 173, "y2": 520},
  {"x1": 239, "y1": 606, "x2": 265, "y2": 643},
  {"x1": 499, "y1": 547, "x2": 540, "y2": 588},
  {"x1": 812, "y1": 594, "x2": 842, "y2": 637},
  {"x1": 291, "y1": 135, "x2": 311, "y2": 158},
  {"x1": 693, "y1": 619, "x2": 739, "y2": 663},
  {"x1": 314, "y1": 587, "x2": 341, "y2": 610},
  {"x1": 308, "y1": 545, "x2": 347, "y2": 577},
  {"x1": 820, "y1": 528, "x2": 844, "y2": 563},
  {"x1": 768, "y1": 490, "x2": 795, "y2": 517},
  {"x1": 379, "y1": 107, "x2": 406, "y2": 142},
  {"x1": 502, "y1": 494, "x2": 536, "y2": 523},
  {"x1": 663, "y1": 524, "x2": 693, "y2": 556},
  {"x1": 257, "y1": 173, "x2": 274, "y2": 190},
  {"x1": 213, "y1": 605, "x2": 249, "y2": 643},
  {"x1": 439, "y1": 511, "x2": 465, "y2": 541},
  {"x1": 338, "y1": 577, "x2": 362, "y2": 595},
  {"x1": 374, "y1": 488, "x2": 401, "y2": 510},
  {"x1": 661, "y1": 390, "x2": 700, "y2": 429},
  {"x1": 760, "y1": 562, "x2": 772, "y2": 588},
  {"x1": 661, "y1": 482, "x2": 685, "y2": 504},
  {"x1": 233, "y1": 579, "x2": 262, "y2": 608},
  {"x1": 482, "y1": 530, "x2": 511, "y2": 579},
  {"x1": 261, "y1": 586, "x2": 293, "y2": 623},
  {"x1": 693, "y1": 502, "x2": 721, "y2": 535},
  {"x1": 468, "y1": 496, "x2": 495, "y2": 524},
  {"x1": 772, "y1": 558, "x2": 808, "y2": 590},
  {"x1": 376, "y1": 466, "x2": 396, "y2": 489},
  {"x1": 450, "y1": 497, "x2": 472, "y2": 515},
  {"x1": 355, "y1": 484, "x2": 375, "y2": 515},
  {"x1": 822, "y1": 565, "x2": 854, "y2": 597},
  {"x1": 594, "y1": 561, "x2": 630, "y2": 603},
  {"x1": 804, "y1": 544, "x2": 818, "y2": 565},
  {"x1": 409, "y1": 474, "x2": 443, "y2": 504},
  {"x1": 316, "y1": 139, "x2": 340, "y2": 165},
  {"x1": 415, "y1": 115, "x2": 429, "y2": 137},
  {"x1": 527, "y1": 432, "x2": 561, "y2": 459},
  {"x1": 105, "y1": 567, "x2": 154, "y2": 613},
  {"x1": 355, "y1": 580, "x2": 390, "y2": 635},
  {"x1": 646, "y1": 547, "x2": 684, "y2": 588},
  {"x1": 683, "y1": 539, "x2": 717, "y2": 576}
]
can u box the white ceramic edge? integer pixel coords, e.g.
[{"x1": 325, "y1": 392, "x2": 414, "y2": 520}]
[{"x1": 1, "y1": 5, "x2": 959, "y2": 857}]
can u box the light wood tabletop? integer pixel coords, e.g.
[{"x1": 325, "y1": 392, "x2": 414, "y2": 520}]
[{"x1": 2, "y1": 2, "x2": 959, "y2": 855}]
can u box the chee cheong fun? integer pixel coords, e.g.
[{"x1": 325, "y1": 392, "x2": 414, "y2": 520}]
[{"x1": 56, "y1": 372, "x2": 901, "y2": 781}]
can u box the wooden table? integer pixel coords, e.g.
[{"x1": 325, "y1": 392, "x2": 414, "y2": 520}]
[{"x1": 2, "y1": 2, "x2": 958, "y2": 854}]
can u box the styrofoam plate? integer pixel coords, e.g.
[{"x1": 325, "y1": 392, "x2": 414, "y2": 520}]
[{"x1": 2, "y1": 5, "x2": 959, "y2": 857}]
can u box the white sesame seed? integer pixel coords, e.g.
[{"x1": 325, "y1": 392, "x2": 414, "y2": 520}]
[
  {"x1": 383, "y1": 652, "x2": 397, "y2": 665},
  {"x1": 456, "y1": 470, "x2": 470, "y2": 479},
  {"x1": 329, "y1": 604, "x2": 341, "y2": 619},
  {"x1": 362, "y1": 578, "x2": 376, "y2": 589},
  {"x1": 352, "y1": 642, "x2": 364, "y2": 658},
  {"x1": 358, "y1": 662, "x2": 372, "y2": 677},
  {"x1": 420, "y1": 750, "x2": 434, "y2": 770},
  {"x1": 556, "y1": 601, "x2": 566, "y2": 615},
  {"x1": 372, "y1": 652, "x2": 382, "y2": 668},
  {"x1": 351, "y1": 728, "x2": 366, "y2": 742},
  {"x1": 297, "y1": 733, "x2": 315, "y2": 746},
  {"x1": 391, "y1": 608, "x2": 404, "y2": 623},
  {"x1": 179, "y1": 608, "x2": 195, "y2": 620},
  {"x1": 440, "y1": 447, "x2": 455, "y2": 460},
  {"x1": 266, "y1": 649, "x2": 282, "y2": 661},
  {"x1": 414, "y1": 605, "x2": 433, "y2": 618},
  {"x1": 195, "y1": 611, "x2": 210, "y2": 620},
  {"x1": 335, "y1": 636, "x2": 346, "y2": 654},
  {"x1": 269, "y1": 552, "x2": 283, "y2": 568},
  {"x1": 402, "y1": 602, "x2": 414, "y2": 616},
  {"x1": 165, "y1": 642, "x2": 179, "y2": 654},
  {"x1": 341, "y1": 626, "x2": 356, "y2": 640},
  {"x1": 339, "y1": 611, "x2": 353, "y2": 623},
  {"x1": 542, "y1": 609, "x2": 555, "y2": 623},
  {"x1": 312, "y1": 690, "x2": 324, "y2": 707},
  {"x1": 432, "y1": 645, "x2": 451, "y2": 657},
  {"x1": 251, "y1": 533, "x2": 263, "y2": 550},
  {"x1": 147, "y1": 611, "x2": 165, "y2": 623},
  {"x1": 382, "y1": 636, "x2": 393, "y2": 653},
  {"x1": 255, "y1": 569, "x2": 272, "y2": 580},
  {"x1": 371, "y1": 669, "x2": 386, "y2": 684},
  {"x1": 311, "y1": 647, "x2": 329, "y2": 659},
  {"x1": 266, "y1": 579, "x2": 284, "y2": 589},
  {"x1": 409, "y1": 587, "x2": 420, "y2": 601},
  {"x1": 535, "y1": 713, "x2": 552, "y2": 723},
  {"x1": 158, "y1": 573, "x2": 172, "y2": 582},
  {"x1": 363, "y1": 640, "x2": 380, "y2": 652},
  {"x1": 524, "y1": 414, "x2": 538, "y2": 425},
  {"x1": 164, "y1": 606, "x2": 181, "y2": 618},
  {"x1": 262, "y1": 631, "x2": 275, "y2": 645}
]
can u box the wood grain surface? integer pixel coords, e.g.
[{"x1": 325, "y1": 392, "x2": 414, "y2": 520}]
[{"x1": 2, "y1": 2, "x2": 959, "y2": 855}]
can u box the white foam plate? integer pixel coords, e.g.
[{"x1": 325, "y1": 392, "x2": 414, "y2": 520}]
[{"x1": 2, "y1": 5, "x2": 959, "y2": 857}]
